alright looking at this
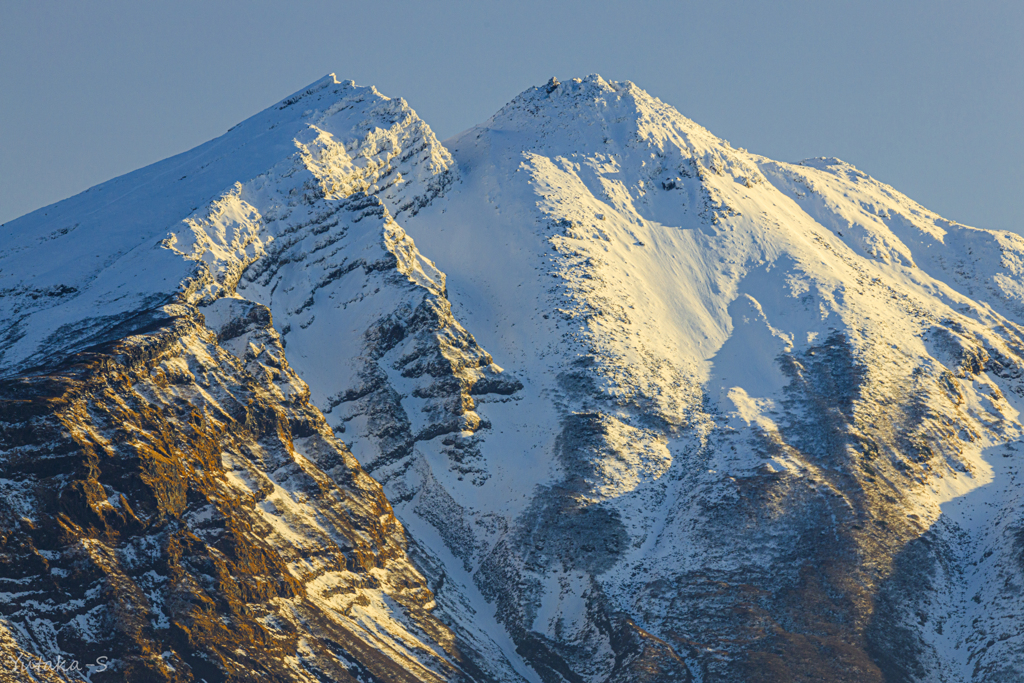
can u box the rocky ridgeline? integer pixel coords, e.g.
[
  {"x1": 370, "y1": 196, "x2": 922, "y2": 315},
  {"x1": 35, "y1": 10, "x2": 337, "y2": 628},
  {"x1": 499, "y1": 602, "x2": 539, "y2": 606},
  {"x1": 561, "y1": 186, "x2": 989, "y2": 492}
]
[{"x1": 151, "y1": 73, "x2": 521, "y2": 497}]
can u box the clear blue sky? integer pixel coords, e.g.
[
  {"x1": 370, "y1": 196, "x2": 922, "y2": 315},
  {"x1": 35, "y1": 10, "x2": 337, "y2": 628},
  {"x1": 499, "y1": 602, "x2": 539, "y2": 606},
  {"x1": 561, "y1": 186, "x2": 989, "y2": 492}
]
[{"x1": 2, "y1": 1, "x2": 1022, "y2": 233}]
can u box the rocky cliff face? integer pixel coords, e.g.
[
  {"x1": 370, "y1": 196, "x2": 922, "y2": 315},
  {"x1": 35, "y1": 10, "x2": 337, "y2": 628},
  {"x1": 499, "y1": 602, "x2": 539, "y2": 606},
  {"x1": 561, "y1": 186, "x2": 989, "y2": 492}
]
[
  {"x1": 0, "y1": 300, "x2": 483, "y2": 682},
  {"x1": 3, "y1": 74, "x2": 1024, "y2": 682}
]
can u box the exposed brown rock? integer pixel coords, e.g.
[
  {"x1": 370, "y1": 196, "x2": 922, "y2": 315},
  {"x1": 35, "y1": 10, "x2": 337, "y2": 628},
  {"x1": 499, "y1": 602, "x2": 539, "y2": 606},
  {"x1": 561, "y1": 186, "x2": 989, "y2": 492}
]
[{"x1": 0, "y1": 301, "x2": 478, "y2": 682}]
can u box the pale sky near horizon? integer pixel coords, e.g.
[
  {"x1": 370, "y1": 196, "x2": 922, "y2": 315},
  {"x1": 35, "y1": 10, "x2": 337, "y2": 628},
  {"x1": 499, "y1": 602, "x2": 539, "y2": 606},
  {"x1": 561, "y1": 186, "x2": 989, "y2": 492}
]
[{"x1": 2, "y1": 1, "x2": 1022, "y2": 233}]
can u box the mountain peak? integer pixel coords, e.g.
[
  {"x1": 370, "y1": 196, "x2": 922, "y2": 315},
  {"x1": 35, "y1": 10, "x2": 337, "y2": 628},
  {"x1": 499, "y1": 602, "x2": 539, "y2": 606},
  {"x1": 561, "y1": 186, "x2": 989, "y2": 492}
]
[
  {"x1": 0, "y1": 73, "x2": 454, "y2": 376},
  {"x1": 464, "y1": 73, "x2": 723, "y2": 169},
  {"x1": 5, "y1": 74, "x2": 1024, "y2": 683},
  {"x1": 495, "y1": 73, "x2": 650, "y2": 119}
]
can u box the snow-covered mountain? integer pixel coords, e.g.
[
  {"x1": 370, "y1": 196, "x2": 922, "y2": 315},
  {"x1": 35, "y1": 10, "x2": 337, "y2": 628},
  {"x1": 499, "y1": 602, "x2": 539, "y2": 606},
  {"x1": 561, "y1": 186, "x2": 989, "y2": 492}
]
[{"x1": 2, "y1": 73, "x2": 1024, "y2": 682}]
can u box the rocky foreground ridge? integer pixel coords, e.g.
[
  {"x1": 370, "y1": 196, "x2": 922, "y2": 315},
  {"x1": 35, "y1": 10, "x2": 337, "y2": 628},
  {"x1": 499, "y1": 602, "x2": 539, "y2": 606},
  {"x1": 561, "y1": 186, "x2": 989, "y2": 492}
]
[{"x1": 2, "y1": 74, "x2": 1024, "y2": 682}]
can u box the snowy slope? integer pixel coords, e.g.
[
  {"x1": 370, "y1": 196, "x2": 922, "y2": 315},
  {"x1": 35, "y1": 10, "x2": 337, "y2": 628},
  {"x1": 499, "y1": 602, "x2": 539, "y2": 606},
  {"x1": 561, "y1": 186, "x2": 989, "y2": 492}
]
[
  {"x1": 0, "y1": 74, "x2": 453, "y2": 377},
  {"x1": 3, "y1": 73, "x2": 1024, "y2": 683},
  {"x1": 395, "y1": 75, "x2": 1024, "y2": 682}
]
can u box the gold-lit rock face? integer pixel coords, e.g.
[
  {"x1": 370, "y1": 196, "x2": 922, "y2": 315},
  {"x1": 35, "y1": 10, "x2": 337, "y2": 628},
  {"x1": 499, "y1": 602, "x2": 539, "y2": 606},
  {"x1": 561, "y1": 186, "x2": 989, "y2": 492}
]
[{"x1": 0, "y1": 302, "x2": 466, "y2": 683}]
